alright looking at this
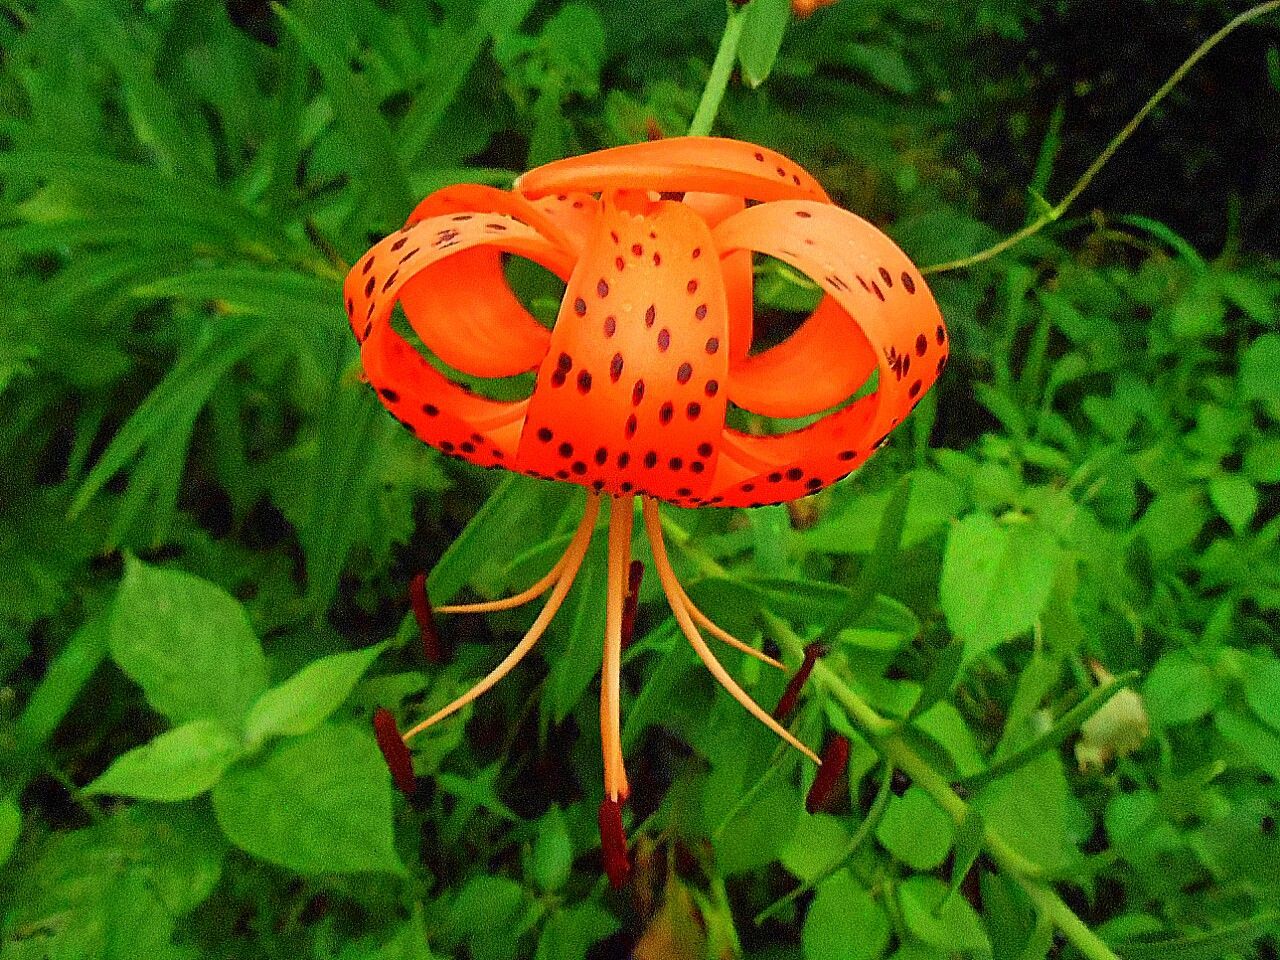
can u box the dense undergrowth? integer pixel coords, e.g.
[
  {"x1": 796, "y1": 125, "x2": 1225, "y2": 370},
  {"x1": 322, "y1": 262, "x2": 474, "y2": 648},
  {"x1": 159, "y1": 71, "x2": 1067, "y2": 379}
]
[{"x1": 1, "y1": 1, "x2": 1279, "y2": 958}]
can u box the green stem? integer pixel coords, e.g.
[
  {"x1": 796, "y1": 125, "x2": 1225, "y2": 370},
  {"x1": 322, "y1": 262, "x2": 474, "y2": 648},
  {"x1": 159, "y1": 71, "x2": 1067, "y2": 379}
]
[
  {"x1": 921, "y1": 0, "x2": 1280, "y2": 275},
  {"x1": 688, "y1": 4, "x2": 747, "y2": 137}
]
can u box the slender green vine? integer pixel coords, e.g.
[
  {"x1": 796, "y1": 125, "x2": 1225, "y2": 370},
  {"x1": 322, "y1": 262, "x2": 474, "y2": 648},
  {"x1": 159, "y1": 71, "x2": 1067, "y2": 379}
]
[{"x1": 921, "y1": 0, "x2": 1280, "y2": 275}]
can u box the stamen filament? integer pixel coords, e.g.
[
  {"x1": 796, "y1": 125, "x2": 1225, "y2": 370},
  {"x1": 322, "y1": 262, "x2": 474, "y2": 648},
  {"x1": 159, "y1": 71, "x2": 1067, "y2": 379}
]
[
  {"x1": 435, "y1": 551, "x2": 570, "y2": 614},
  {"x1": 400, "y1": 493, "x2": 602, "y2": 743},
  {"x1": 602, "y1": 496, "x2": 634, "y2": 803},
  {"x1": 672, "y1": 578, "x2": 784, "y2": 670},
  {"x1": 641, "y1": 498, "x2": 820, "y2": 765}
]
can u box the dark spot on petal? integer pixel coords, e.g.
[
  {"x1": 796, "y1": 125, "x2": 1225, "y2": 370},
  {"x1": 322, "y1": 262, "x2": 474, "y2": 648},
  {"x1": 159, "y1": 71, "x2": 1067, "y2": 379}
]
[
  {"x1": 574, "y1": 297, "x2": 587, "y2": 315},
  {"x1": 379, "y1": 388, "x2": 400, "y2": 402},
  {"x1": 697, "y1": 442, "x2": 713, "y2": 456},
  {"x1": 364, "y1": 276, "x2": 376, "y2": 297},
  {"x1": 625, "y1": 414, "x2": 638, "y2": 438},
  {"x1": 659, "y1": 402, "x2": 674, "y2": 425},
  {"x1": 644, "y1": 451, "x2": 658, "y2": 468},
  {"x1": 879, "y1": 267, "x2": 893, "y2": 287},
  {"x1": 705, "y1": 337, "x2": 719, "y2": 354},
  {"x1": 572, "y1": 461, "x2": 587, "y2": 475},
  {"x1": 657, "y1": 329, "x2": 670, "y2": 351},
  {"x1": 909, "y1": 379, "x2": 922, "y2": 398},
  {"x1": 537, "y1": 427, "x2": 553, "y2": 442},
  {"x1": 806, "y1": 477, "x2": 822, "y2": 490},
  {"x1": 686, "y1": 279, "x2": 698, "y2": 294},
  {"x1": 604, "y1": 316, "x2": 617, "y2": 337},
  {"x1": 936, "y1": 324, "x2": 946, "y2": 344},
  {"x1": 704, "y1": 380, "x2": 719, "y2": 397},
  {"x1": 595, "y1": 446, "x2": 608, "y2": 465},
  {"x1": 686, "y1": 402, "x2": 701, "y2": 419},
  {"x1": 669, "y1": 457, "x2": 683, "y2": 470},
  {"x1": 610, "y1": 353, "x2": 624, "y2": 382},
  {"x1": 577, "y1": 370, "x2": 593, "y2": 394},
  {"x1": 916, "y1": 334, "x2": 928, "y2": 356},
  {"x1": 558, "y1": 442, "x2": 574, "y2": 458},
  {"x1": 695, "y1": 304, "x2": 708, "y2": 320},
  {"x1": 597, "y1": 279, "x2": 609, "y2": 298},
  {"x1": 632, "y1": 380, "x2": 645, "y2": 405},
  {"x1": 645, "y1": 305, "x2": 656, "y2": 327},
  {"x1": 676, "y1": 362, "x2": 693, "y2": 384},
  {"x1": 902, "y1": 272, "x2": 916, "y2": 294}
]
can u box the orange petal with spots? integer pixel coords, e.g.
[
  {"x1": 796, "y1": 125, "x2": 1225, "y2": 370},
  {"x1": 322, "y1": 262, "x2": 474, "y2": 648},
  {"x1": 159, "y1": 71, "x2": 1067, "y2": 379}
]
[
  {"x1": 705, "y1": 199, "x2": 947, "y2": 507},
  {"x1": 344, "y1": 211, "x2": 575, "y2": 466},
  {"x1": 516, "y1": 137, "x2": 831, "y2": 205},
  {"x1": 514, "y1": 196, "x2": 731, "y2": 503}
]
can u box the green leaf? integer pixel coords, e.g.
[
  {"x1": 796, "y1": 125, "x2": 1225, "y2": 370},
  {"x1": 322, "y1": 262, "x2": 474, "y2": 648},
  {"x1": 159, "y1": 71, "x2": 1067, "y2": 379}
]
[
  {"x1": 974, "y1": 754, "x2": 1073, "y2": 872},
  {"x1": 940, "y1": 514, "x2": 1062, "y2": 659},
  {"x1": 85, "y1": 719, "x2": 243, "y2": 802},
  {"x1": 714, "y1": 781, "x2": 801, "y2": 877},
  {"x1": 907, "y1": 641, "x2": 965, "y2": 720},
  {"x1": 875, "y1": 787, "x2": 953, "y2": 870},
  {"x1": 110, "y1": 558, "x2": 268, "y2": 729},
  {"x1": 530, "y1": 806, "x2": 573, "y2": 894},
  {"x1": 1133, "y1": 486, "x2": 1209, "y2": 561},
  {"x1": 243, "y1": 642, "x2": 388, "y2": 748},
  {"x1": 1240, "y1": 333, "x2": 1280, "y2": 403},
  {"x1": 0, "y1": 797, "x2": 19, "y2": 868},
  {"x1": 211, "y1": 723, "x2": 405, "y2": 874},
  {"x1": 946, "y1": 808, "x2": 986, "y2": 910},
  {"x1": 535, "y1": 902, "x2": 620, "y2": 960},
  {"x1": 1143, "y1": 651, "x2": 1224, "y2": 727},
  {"x1": 4, "y1": 805, "x2": 224, "y2": 960},
  {"x1": 1115, "y1": 911, "x2": 1280, "y2": 960},
  {"x1": 1208, "y1": 473, "x2": 1259, "y2": 533},
  {"x1": 898, "y1": 876, "x2": 991, "y2": 954},
  {"x1": 442, "y1": 875, "x2": 530, "y2": 960},
  {"x1": 803, "y1": 871, "x2": 890, "y2": 960},
  {"x1": 738, "y1": 0, "x2": 791, "y2": 88},
  {"x1": 1214, "y1": 710, "x2": 1280, "y2": 779},
  {"x1": 1243, "y1": 656, "x2": 1280, "y2": 732},
  {"x1": 844, "y1": 43, "x2": 918, "y2": 94},
  {"x1": 70, "y1": 314, "x2": 267, "y2": 520}
]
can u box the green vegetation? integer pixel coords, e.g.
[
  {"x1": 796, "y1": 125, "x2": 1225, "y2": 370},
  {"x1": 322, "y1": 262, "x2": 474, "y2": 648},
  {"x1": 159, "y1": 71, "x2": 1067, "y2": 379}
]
[{"x1": 2, "y1": 0, "x2": 1278, "y2": 957}]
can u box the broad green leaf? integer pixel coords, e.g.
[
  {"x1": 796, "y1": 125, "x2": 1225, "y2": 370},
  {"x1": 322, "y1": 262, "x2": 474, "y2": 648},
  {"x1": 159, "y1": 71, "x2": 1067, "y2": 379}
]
[
  {"x1": 1133, "y1": 486, "x2": 1209, "y2": 561},
  {"x1": 780, "y1": 814, "x2": 852, "y2": 882},
  {"x1": 1214, "y1": 710, "x2": 1280, "y2": 779},
  {"x1": 1240, "y1": 333, "x2": 1280, "y2": 403},
  {"x1": 946, "y1": 808, "x2": 986, "y2": 908},
  {"x1": 441, "y1": 875, "x2": 529, "y2": 960},
  {"x1": 530, "y1": 806, "x2": 573, "y2": 894},
  {"x1": 941, "y1": 513, "x2": 1062, "y2": 659},
  {"x1": 974, "y1": 754, "x2": 1073, "y2": 872},
  {"x1": 803, "y1": 469, "x2": 962, "y2": 554},
  {"x1": 875, "y1": 787, "x2": 953, "y2": 870},
  {"x1": 714, "y1": 781, "x2": 801, "y2": 876},
  {"x1": 898, "y1": 876, "x2": 991, "y2": 954},
  {"x1": 1208, "y1": 473, "x2": 1259, "y2": 533},
  {"x1": 244, "y1": 642, "x2": 388, "y2": 748},
  {"x1": 738, "y1": 0, "x2": 791, "y2": 88},
  {"x1": 85, "y1": 719, "x2": 243, "y2": 801},
  {"x1": 1143, "y1": 650, "x2": 1224, "y2": 727},
  {"x1": 545, "y1": 542, "x2": 607, "y2": 724},
  {"x1": 212, "y1": 723, "x2": 404, "y2": 874},
  {"x1": 535, "y1": 902, "x2": 620, "y2": 960},
  {"x1": 110, "y1": 558, "x2": 268, "y2": 728},
  {"x1": 3, "y1": 805, "x2": 224, "y2": 960},
  {"x1": 0, "y1": 797, "x2": 19, "y2": 868},
  {"x1": 844, "y1": 42, "x2": 918, "y2": 94},
  {"x1": 1243, "y1": 656, "x2": 1280, "y2": 732},
  {"x1": 803, "y1": 871, "x2": 890, "y2": 960}
]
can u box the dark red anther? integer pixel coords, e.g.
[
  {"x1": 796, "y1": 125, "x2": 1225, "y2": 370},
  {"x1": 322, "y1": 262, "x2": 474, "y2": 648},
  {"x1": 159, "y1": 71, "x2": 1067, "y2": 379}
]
[
  {"x1": 805, "y1": 733, "x2": 850, "y2": 814},
  {"x1": 773, "y1": 641, "x2": 828, "y2": 724},
  {"x1": 373, "y1": 707, "x2": 416, "y2": 796},
  {"x1": 598, "y1": 797, "x2": 631, "y2": 888},
  {"x1": 409, "y1": 572, "x2": 445, "y2": 664},
  {"x1": 620, "y1": 560, "x2": 644, "y2": 650}
]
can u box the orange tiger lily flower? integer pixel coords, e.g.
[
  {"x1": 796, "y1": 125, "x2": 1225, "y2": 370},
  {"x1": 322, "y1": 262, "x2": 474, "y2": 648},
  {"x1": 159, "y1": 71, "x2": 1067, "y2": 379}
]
[{"x1": 346, "y1": 137, "x2": 947, "y2": 886}]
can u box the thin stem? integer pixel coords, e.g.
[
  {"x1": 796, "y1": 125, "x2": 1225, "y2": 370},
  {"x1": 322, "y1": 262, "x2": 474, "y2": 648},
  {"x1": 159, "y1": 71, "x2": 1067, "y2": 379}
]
[
  {"x1": 602, "y1": 496, "x2": 634, "y2": 802},
  {"x1": 688, "y1": 4, "x2": 747, "y2": 137},
  {"x1": 921, "y1": 0, "x2": 1280, "y2": 276}
]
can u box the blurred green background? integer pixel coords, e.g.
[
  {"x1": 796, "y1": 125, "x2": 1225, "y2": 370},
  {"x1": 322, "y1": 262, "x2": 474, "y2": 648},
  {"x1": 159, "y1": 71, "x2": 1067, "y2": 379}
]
[{"x1": 2, "y1": 0, "x2": 1279, "y2": 957}]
